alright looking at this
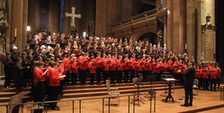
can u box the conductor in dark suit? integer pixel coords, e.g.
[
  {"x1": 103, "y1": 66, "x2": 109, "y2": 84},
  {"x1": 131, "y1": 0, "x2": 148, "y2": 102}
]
[{"x1": 181, "y1": 61, "x2": 195, "y2": 107}]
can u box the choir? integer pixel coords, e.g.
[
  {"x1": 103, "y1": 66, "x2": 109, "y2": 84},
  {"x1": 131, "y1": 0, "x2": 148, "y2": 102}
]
[{"x1": 2, "y1": 32, "x2": 221, "y2": 110}]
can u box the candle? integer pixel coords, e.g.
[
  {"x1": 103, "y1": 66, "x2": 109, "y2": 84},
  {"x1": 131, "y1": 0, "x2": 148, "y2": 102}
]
[
  {"x1": 185, "y1": 43, "x2": 188, "y2": 49},
  {"x1": 83, "y1": 32, "x2": 86, "y2": 37},
  {"x1": 15, "y1": 28, "x2": 17, "y2": 37}
]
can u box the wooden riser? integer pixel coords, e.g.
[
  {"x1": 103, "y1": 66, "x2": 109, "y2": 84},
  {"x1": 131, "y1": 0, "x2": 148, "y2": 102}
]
[
  {"x1": 0, "y1": 81, "x2": 182, "y2": 104},
  {"x1": 62, "y1": 86, "x2": 183, "y2": 98},
  {"x1": 63, "y1": 83, "x2": 181, "y2": 93}
]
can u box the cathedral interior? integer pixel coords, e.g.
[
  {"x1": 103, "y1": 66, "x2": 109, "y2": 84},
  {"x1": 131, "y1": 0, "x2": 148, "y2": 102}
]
[{"x1": 0, "y1": 0, "x2": 224, "y2": 112}]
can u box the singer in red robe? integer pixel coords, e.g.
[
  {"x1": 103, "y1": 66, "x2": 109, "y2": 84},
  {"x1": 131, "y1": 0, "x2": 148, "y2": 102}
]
[
  {"x1": 33, "y1": 62, "x2": 47, "y2": 102},
  {"x1": 88, "y1": 58, "x2": 96, "y2": 84},
  {"x1": 117, "y1": 55, "x2": 124, "y2": 83},
  {"x1": 103, "y1": 57, "x2": 110, "y2": 83},
  {"x1": 95, "y1": 53, "x2": 103, "y2": 84},
  {"x1": 78, "y1": 54, "x2": 89, "y2": 85},
  {"x1": 47, "y1": 61, "x2": 65, "y2": 110},
  {"x1": 71, "y1": 57, "x2": 78, "y2": 85}
]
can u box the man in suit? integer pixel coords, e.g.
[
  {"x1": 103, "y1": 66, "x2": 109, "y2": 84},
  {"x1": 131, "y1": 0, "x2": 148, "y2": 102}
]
[{"x1": 181, "y1": 61, "x2": 195, "y2": 107}]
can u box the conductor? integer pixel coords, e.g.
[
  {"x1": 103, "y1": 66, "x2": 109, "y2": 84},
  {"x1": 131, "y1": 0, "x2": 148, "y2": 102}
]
[{"x1": 181, "y1": 61, "x2": 195, "y2": 107}]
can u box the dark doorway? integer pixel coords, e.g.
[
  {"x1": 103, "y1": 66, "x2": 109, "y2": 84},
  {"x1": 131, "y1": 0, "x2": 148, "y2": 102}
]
[
  {"x1": 215, "y1": 0, "x2": 224, "y2": 68},
  {"x1": 138, "y1": 32, "x2": 157, "y2": 44}
]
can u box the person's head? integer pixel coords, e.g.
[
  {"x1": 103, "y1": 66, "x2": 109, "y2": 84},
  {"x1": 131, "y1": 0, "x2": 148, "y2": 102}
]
[
  {"x1": 22, "y1": 52, "x2": 27, "y2": 58},
  {"x1": 26, "y1": 44, "x2": 30, "y2": 50},
  {"x1": 12, "y1": 45, "x2": 18, "y2": 52},
  {"x1": 119, "y1": 55, "x2": 123, "y2": 60},
  {"x1": 37, "y1": 61, "x2": 44, "y2": 68},
  {"x1": 49, "y1": 61, "x2": 56, "y2": 68},
  {"x1": 188, "y1": 60, "x2": 194, "y2": 67},
  {"x1": 97, "y1": 52, "x2": 101, "y2": 57}
]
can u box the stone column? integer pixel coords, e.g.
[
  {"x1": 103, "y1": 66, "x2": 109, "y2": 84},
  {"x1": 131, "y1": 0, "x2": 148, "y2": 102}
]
[
  {"x1": 6, "y1": 0, "x2": 12, "y2": 52},
  {"x1": 165, "y1": 0, "x2": 174, "y2": 51},
  {"x1": 172, "y1": 0, "x2": 185, "y2": 53},
  {"x1": 186, "y1": 0, "x2": 196, "y2": 56},
  {"x1": 48, "y1": 0, "x2": 59, "y2": 33},
  {"x1": 107, "y1": 0, "x2": 119, "y2": 34},
  {"x1": 162, "y1": 0, "x2": 168, "y2": 49},
  {"x1": 10, "y1": 0, "x2": 28, "y2": 51},
  {"x1": 121, "y1": 0, "x2": 133, "y2": 20},
  {"x1": 28, "y1": 0, "x2": 40, "y2": 34},
  {"x1": 95, "y1": 0, "x2": 107, "y2": 36}
]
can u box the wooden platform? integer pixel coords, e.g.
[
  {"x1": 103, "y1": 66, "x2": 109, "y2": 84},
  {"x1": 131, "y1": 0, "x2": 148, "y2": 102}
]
[{"x1": 0, "y1": 81, "x2": 183, "y2": 104}]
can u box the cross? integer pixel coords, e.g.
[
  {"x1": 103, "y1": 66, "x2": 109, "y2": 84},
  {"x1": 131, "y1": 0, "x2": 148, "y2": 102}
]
[{"x1": 65, "y1": 7, "x2": 81, "y2": 29}]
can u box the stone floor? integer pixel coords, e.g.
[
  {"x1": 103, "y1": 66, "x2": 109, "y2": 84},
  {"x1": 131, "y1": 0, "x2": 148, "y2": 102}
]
[{"x1": 1, "y1": 88, "x2": 223, "y2": 113}]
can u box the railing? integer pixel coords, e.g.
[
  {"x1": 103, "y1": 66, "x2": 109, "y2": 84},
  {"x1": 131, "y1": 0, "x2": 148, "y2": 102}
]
[
  {"x1": 0, "y1": 93, "x2": 157, "y2": 113},
  {"x1": 113, "y1": 9, "x2": 157, "y2": 27},
  {"x1": 220, "y1": 86, "x2": 224, "y2": 101}
]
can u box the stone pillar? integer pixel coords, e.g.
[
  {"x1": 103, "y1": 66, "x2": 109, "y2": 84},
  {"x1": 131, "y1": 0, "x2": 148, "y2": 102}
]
[
  {"x1": 107, "y1": 0, "x2": 119, "y2": 34},
  {"x1": 95, "y1": 0, "x2": 107, "y2": 36},
  {"x1": 162, "y1": 0, "x2": 167, "y2": 46},
  {"x1": 121, "y1": 0, "x2": 133, "y2": 20},
  {"x1": 186, "y1": 0, "x2": 196, "y2": 56},
  {"x1": 195, "y1": 0, "x2": 202, "y2": 62},
  {"x1": 10, "y1": 0, "x2": 28, "y2": 50},
  {"x1": 165, "y1": 0, "x2": 174, "y2": 51},
  {"x1": 172, "y1": 0, "x2": 185, "y2": 53},
  {"x1": 28, "y1": 0, "x2": 40, "y2": 34},
  {"x1": 6, "y1": 0, "x2": 13, "y2": 52},
  {"x1": 48, "y1": 0, "x2": 59, "y2": 33},
  {"x1": 164, "y1": 0, "x2": 186, "y2": 54}
]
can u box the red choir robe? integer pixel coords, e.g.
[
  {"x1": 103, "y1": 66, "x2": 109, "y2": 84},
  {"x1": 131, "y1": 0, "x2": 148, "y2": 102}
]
[
  {"x1": 33, "y1": 67, "x2": 46, "y2": 85},
  {"x1": 154, "y1": 61, "x2": 162, "y2": 74},
  {"x1": 71, "y1": 61, "x2": 78, "y2": 74},
  {"x1": 109, "y1": 59, "x2": 117, "y2": 71},
  {"x1": 129, "y1": 58, "x2": 136, "y2": 70},
  {"x1": 195, "y1": 69, "x2": 203, "y2": 79},
  {"x1": 95, "y1": 57, "x2": 103, "y2": 68},
  {"x1": 216, "y1": 67, "x2": 221, "y2": 78},
  {"x1": 124, "y1": 59, "x2": 130, "y2": 70},
  {"x1": 210, "y1": 68, "x2": 217, "y2": 79},
  {"x1": 136, "y1": 61, "x2": 142, "y2": 72},
  {"x1": 63, "y1": 58, "x2": 70, "y2": 73},
  {"x1": 47, "y1": 67, "x2": 64, "y2": 86},
  {"x1": 78, "y1": 56, "x2": 89, "y2": 70},
  {"x1": 141, "y1": 59, "x2": 148, "y2": 71},
  {"x1": 117, "y1": 60, "x2": 124, "y2": 71},
  {"x1": 167, "y1": 60, "x2": 174, "y2": 71},
  {"x1": 88, "y1": 60, "x2": 96, "y2": 74},
  {"x1": 147, "y1": 61, "x2": 153, "y2": 72},
  {"x1": 103, "y1": 59, "x2": 110, "y2": 71},
  {"x1": 202, "y1": 69, "x2": 209, "y2": 79},
  {"x1": 58, "y1": 63, "x2": 65, "y2": 74}
]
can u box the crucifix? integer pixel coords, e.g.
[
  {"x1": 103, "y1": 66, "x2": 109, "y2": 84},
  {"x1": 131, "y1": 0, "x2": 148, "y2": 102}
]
[{"x1": 65, "y1": 7, "x2": 81, "y2": 30}]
